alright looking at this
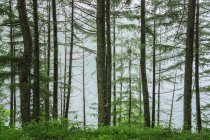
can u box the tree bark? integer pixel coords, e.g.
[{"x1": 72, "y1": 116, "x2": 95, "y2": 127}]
[
  {"x1": 45, "y1": 0, "x2": 51, "y2": 121},
  {"x1": 82, "y1": 48, "x2": 86, "y2": 127},
  {"x1": 52, "y1": 0, "x2": 58, "y2": 119},
  {"x1": 9, "y1": 0, "x2": 14, "y2": 127},
  {"x1": 17, "y1": 0, "x2": 32, "y2": 125},
  {"x1": 63, "y1": 12, "x2": 67, "y2": 118},
  {"x1": 152, "y1": 8, "x2": 156, "y2": 128},
  {"x1": 96, "y1": 0, "x2": 106, "y2": 126},
  {"x1": 128, "y1": 42, "x2": 132, "y2": 125},
  {"x1": 105, "y1": 0, "x2": 112, "y2": 126},
  {"x1": 112, "y1": 0, "x2": 116, "y2": 126},
  {"x1": 140, "y1": 0, "x2": 150, "y2": 127},
  {"x1": 32, "y1": 0, "x2": 40, "y2": 122},
  {"x1": 195, "y1": 0, "x2": 202, "y2": 133},
  {"x1": 183, "y1": 0, "x2": 196, "y2": 131}
]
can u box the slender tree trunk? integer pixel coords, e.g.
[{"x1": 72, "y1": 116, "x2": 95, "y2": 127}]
[
  {"x1": 63, "y1": 13, "x2": 67, "y2": 118},
  {"x1": 105, "y1": 0, "x2": 112, "y2": 126},
  {"x1": 128, "y1": 43, "x2": 132, "y2": 125},
  {"x1": 45, "y1": 0, "x2": 51, "y2": 121},
  {"x1": 157, "y1": 33, "x2": 162, "y2": 126},
  {"x1": 82, "y1": 49, "x2": 86, "y2": 127},
  {"x1": 13, "y1": 56, "x2": 16, "y2": 125},
  {"x1": 152, "y1": 9, "x2": 156, "y2": 128},
  {"x1": 13, "y1": 73, "x2": 16, "y2": 125},
  {"x1": 140, "y1": 0, "x2": 150, "y2": 127},
  {"x1": 65, "y1": 0, "x2": 74, "y2": 118},
  {"x1": 112, "y1": 1, "x2": 116, "y2": 126},
  {"x1": 60, "y1": 53, "x2": 63, "y2": 116},
  {"x1": 9, "y1": 0, "x2": 14, "y2": 127},
  {"x1": 17, "y1": 0, "x2": 32, "y2": 125},
  {"x1": 32, "y1": 0, "x2": 40, "y2": 122},
  {"x1": 119, "y1": 47, "x2": 123, "y2": 124},
  {"x1": 52, "y1": 0, "x2": 58, "y2": 119},
  {"x1": 96, "y1": 0, "x2": 106, "y2": 126},
  {"x1": 139, "y1": 65, "x2": 142, "y2": 123},
  {"x1": 169, "y1": 71, "x2": 177, "y2": 129},
  {"x1": 183, "y1": 0, "x2": 196, "y2": 131},
  {"x1": 195, "y1": 0, "x2": 202, "y2": 133}
]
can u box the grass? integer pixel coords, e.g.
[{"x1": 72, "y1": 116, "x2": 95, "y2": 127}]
[{"x1": 0, "y1": 120, "x2": 209, "y2": 140}]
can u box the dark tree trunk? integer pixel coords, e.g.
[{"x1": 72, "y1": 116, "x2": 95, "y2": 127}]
[
  {"x1": 64, "y1": 0, "x2": 74, "y2": 119},
  {"x1": 105, "y1": 0, "x2": 111, "y2": 126},
  {"x1": 45, "y1": 0, "x2": 51, "y2": 121},
  {"x1": 195, "y1": 0, "x2": 202, "y2": 133},
  {"x1": 59, "y1": 53, "x2": 63, "y2": 116},
  {"x1": 17, "y1": 0, "x2": 32, "y2": 125},
  {"x1": 96, "y1": 0, "x2": 106, "y2": 126},
  {"x1": 9, "y1": 0, "x2": 14, "y2": 127},
  {"x1": 82, "y1": 49, "x2": 86, "y2": 127},
  {"x1": 140, "y1": 0, "x2": 150, "y2": 127},
  {"x1": 63, "y1": 13, "x2": 67, "y2": 118},
  {"x1": 152, "y1": 10, "x2": 156, "y2": 128},
  {"x1": 119, "y1": 47, "x2": 123, "y2": 124},
  {"x1": 139, "y1": 65, "x2": 142, "y2": 123},
  {"x1": 183, "y1": 0, "x2": 196, "y2": 131},
  {"x1": 128, "y1": 43, "x2": 132, "y2": 125},
  {"x1": 32, "y1": 0, "x2": 40, "y2": 122},
  {"x1": 112, "y1": 1, "x2": 116, "y2": 126},
  {"x1": 52, "y1": 0, "x2": 58, "y2": 119}
]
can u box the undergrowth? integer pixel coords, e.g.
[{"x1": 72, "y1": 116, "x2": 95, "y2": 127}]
[{"x1": 0, "y1": 120, "x2": 209, "y2": 140}]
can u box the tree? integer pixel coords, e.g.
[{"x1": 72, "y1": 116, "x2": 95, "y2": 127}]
[
  {"x1": 17, "y1": 0, "x2": 32, "y2": 125},
  {"x1": 32, "y1": 0, "x2": 40, "y2": 122},
  {"x1": 140, "y1": 0, "x2": 150, "y2": 127},
  {"x1": 52, "y1": 0, "x2": 58, "y2": 119},
  {"x1": 96, "y1": 0, "x2": 106, "y2": 126},
  {"x1": 183, "y1": 0, "x2": 196, "y2": 131},
  {"x1": 9, "y1": 0, "x2": 14, "y2": 127},
  {"x1": 64, "y1": 0, "x2": 74, "y2": 119},
  {"x1": 152, "y1": 5, "x2": 156, "y2": 128},
  {"x1": 46, "y1": 0, "x2": 51, "y2": 121},
  {"x1": 195, "y1": 0, "x2": 202, "y2": 133},
  {"x1": 105, "y1": 0, "x2": 112, "y2": 126},
  {"x1": 112, "y1": 0, "x2": 116, "y2": 126}
]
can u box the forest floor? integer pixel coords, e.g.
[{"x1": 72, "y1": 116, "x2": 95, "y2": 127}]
[{"x1": 0, "y1": 120, "x2": 209, "y2": 140}]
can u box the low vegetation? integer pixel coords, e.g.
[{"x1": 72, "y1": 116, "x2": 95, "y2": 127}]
[{"x1": 0, "y1": 120, "x2": 210, "y2": 140}]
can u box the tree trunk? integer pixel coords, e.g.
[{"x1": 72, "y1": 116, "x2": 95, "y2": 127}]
[
  {"x1": 60, "y1": 53, "x2": 63, "y2": 116},
  {"x1": 112, "y1": 0, "x2": 116, "y2": 126},
  {"x1": 45, "y1": 0, "x2": 51, "y2": 121},
  {"x1": 82, "y1": 48, "x2": 86, "y2": 127},
  {"x1": 128, "y1": 42, "x2": 132, "y2": 125},
  {"x1": 32, "y1": 0, "x2": 40, "y2": 122},
  {"x1": 157, "y1": 34, "x2": 162, "y2": 126},
  {"x1": 195, "y1": 0, "x2": 202, "y2": 133},
  {"x1": 152, "y1": 9, "x2": 156, "y2": 128},
  {"x1": 52, "y1": 0, "x2": 58, "y2": 119},
  {"x1": 96, "y1": 0, "x2": 106, "y2": 126},
  {"x1": 63, "y1": 12, "x2": 67, "y2": 118},
  {"x1": 169, "y1": 71, "x2": 177, "y2": 129},
  {"x1": 17, "y1": 0, "x2": 32, "y2": 125},
  {"x1": 105, "y1": 0, "x2": 112, "y2": 126},
  {"x1": 9, "y1": 0, "x2": 14, "y2": 127},
  {"x1": 119, "y1": 47, "x2": 123, "y2": 124},
  {"x1": 183, "y1": 0, "x2": 196, "y2": 131},
  {"x1": 64, "y1": 0, "x2": 74, "y2": 119},
  {"x1": 140, "y1": 0, "x2": 150, "y2": 127}
]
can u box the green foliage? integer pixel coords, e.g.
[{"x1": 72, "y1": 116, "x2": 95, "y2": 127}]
[{"x1": 1, "y1": 123, "x2": 210, "y2": 140}]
